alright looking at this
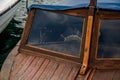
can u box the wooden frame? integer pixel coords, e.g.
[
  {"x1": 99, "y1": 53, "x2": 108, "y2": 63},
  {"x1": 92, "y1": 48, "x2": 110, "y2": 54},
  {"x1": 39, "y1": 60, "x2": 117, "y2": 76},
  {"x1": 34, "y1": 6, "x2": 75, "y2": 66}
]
[
  {"x1": 19, "y1": 8, "x2": 89, "y2": 63},
  {"x1": 80, "y1": 0, "x2": 96, "y2": 74},
  {"x1": 90, "y1": 10, "x2": 120, "y2": 69}
]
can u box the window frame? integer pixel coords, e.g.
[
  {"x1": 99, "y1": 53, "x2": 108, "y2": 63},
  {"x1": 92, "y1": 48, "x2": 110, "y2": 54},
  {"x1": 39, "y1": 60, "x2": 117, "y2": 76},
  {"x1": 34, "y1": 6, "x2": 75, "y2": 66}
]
[
  {"x1": 19, "y1": 8, "x2": 89, "y2": 63},
  {"x1": 90, "y1": 10, "x2": 120, "y2": 69}
]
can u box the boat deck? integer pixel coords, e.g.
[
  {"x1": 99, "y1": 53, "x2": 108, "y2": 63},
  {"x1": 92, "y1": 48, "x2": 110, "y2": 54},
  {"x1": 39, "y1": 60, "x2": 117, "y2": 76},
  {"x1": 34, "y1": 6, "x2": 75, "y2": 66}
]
[
  {"x1": 9, "y1": 53, "x2": 80, "y2": 80},
  {"x1": 9, "y1": 53, "x2": 120, "y2": 80},
  {"x1": 0, "y1": 43, "x2": 86, "y2": 80},
  {"x1": 1, "y1": 45, "x2": 120, "y2": 80}
]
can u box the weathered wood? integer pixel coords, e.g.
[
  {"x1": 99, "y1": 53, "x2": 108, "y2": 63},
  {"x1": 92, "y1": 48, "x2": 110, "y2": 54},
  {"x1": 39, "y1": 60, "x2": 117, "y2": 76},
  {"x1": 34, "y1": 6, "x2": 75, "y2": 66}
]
[
  {"x1": 20, "y1": 48, "x2": 81, "y2": 65},
  {"x1": 90, "y1": 10, "x2": 120, "y2": 69},
  {"x1": 92, "y1": 69, "x2": 120, "y2": 80},
  {"x1": 80, "y1": 0, "x2": 96, "y2": 74},
  {"x1": 10, "y1": 55, "x2": 35, "y2": 80},
  {"x1": 80, "y1": 16, "x2": 94, "y2": 74},
  {"x1": 24, "y1": 45, "x2": 81, "y2": 63},
  {"x1": 76, "y1": 69, "x2": 95, "y2": 80},
  {"x1": 12, "y1": 53, "x2": 27, "y2": 71},
  {"x1": 0, "y1": 45, "x2": 19, "y2": 80},
  {"x1": 32, "y1": 59, "x2": 50, "y2": 80},
  {"x1": 38, "y1": 61, "x2": 58, "y2": 80},
  {"x1": 16, "y1": 57, "x2": 40, "y2": 80},
  {"x1": 3, "y1": 50, "x2": 120, "y2": 80},
  {"x1": 50, "y1": 63, "x2": 66, "y2": 80},
  {"x1": 58, "y1": 64, "x2": 72, "y2": 80},
  {"x1": 23, "y1": 58, "x2": 44, "y2": 80},
  {"x1": 49, "y1": 9, "x2": 88, "y2": 17},
  {"x1": 41, "y1": 62, "x2": 58, "y2": 80},
  {"x1": 67, "y1": 67, "x2": 80, "y2": 80},
  {"x1": 113, "y1": 70, "x2": 120, "y2": 80},
  {"x1": 19, "y1": 9, "x2": 36, "y2": 50},
  {"x1": 1, "y1": 1, "x2": 120, "y2": 80},
  {"x1": 9, "y1": 53, "x2": 80, "y2": 80},
  {"x1": 19, "y1": 8, "x2": 88, "y2": 63}
]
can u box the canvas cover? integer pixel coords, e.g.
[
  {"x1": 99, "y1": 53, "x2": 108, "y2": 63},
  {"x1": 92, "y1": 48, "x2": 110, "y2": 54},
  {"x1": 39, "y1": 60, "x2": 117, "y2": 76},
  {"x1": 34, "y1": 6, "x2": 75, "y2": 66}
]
[
  {"x1": 29, "y1": 0, "x2": 90, "y2": 10},
  {"x1": 97, "y1": 0, "x2": 120, "y2": 11},
  {"x1": 29, "y1": 0, "x2": 120, "y2": 11}
]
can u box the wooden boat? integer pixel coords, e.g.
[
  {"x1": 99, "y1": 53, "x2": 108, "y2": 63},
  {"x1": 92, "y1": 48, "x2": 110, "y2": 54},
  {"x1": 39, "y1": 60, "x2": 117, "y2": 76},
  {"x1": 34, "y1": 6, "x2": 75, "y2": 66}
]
[
  {"x1": 1, "y1": 0, "x2": 120, "y2": 80},
  {"x1": 0, "y1": 0, "x2": 21, "y2": 33}
]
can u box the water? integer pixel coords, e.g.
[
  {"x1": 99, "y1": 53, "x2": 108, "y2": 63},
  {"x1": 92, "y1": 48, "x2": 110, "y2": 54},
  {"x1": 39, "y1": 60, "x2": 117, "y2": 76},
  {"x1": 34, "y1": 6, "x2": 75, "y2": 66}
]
[
  {"x1": 0, "y1": 0, "x2": 26, "y2": 70},
  {"x1": 0, "y1": 19, "x2": 23, "y2": 69}
]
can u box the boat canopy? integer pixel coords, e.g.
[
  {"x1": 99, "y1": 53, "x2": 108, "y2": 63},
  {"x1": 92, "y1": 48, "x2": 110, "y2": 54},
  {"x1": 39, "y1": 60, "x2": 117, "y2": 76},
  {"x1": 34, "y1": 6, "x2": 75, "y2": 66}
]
[
  {"x1": 29, "y1": 0, "x2": 120, "y2": 11},
  {"x1": 29, "y1": 0, "x2": 90, "y2": 10},
  {"x1": 97, "y1": 0, "x2": 120, "y2": 11}
]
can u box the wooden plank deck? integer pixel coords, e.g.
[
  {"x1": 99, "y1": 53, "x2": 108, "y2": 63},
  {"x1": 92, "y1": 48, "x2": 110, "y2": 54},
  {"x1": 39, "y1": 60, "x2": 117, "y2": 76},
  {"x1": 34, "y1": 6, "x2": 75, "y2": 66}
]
[
  {"x1": 8, "y1": 53, "x2": 120, "y2": 80},
  {"x1": 10, "y1": 53, "x2": 80, "y2": 80},
  {"x1": 91, "y1": 69, "x2": 120, "y2": 80},
  {"x1": 1, "y1": 42, "x2": 120, "y2": 80},
  {"x1": 0, "y1": 43, "x2": 20, "y2": 80}
]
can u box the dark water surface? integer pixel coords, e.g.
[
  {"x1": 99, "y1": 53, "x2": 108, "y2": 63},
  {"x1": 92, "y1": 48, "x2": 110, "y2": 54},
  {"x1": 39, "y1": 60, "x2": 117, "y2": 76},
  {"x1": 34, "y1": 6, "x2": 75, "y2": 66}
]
[{"x1": 0, "y1": 19, "x2": 23, "y2": 70}]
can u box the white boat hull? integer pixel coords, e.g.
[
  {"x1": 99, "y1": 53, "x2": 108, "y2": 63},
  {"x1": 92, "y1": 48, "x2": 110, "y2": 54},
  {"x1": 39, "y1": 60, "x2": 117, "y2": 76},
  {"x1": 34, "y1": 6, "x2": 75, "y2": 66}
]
[{"x1": 0, "y1": 1, "x2": 20, "y2": 33}]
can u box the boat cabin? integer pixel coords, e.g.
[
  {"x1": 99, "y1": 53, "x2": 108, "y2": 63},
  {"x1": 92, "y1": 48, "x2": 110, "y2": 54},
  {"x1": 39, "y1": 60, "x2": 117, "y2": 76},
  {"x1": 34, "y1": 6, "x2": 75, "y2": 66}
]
[{"x1": 1, "y1": 0, "x2": 120, "y2": 80}]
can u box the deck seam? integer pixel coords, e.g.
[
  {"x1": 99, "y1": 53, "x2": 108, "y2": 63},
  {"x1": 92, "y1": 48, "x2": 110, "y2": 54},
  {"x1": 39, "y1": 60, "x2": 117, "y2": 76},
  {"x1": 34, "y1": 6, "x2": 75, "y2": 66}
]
[
  {"x1": 49, "y1": 63, "x2": 60, "y2": 80},
  {"x1": 30, "y1": 58, "x2": 45, "y2": 80},
  {"x1": 14, "y1": 56, "x2": 36, "y2": 80},
  {"x1": 17, "y1": 56, "x2": 39, "y2": 80},
  {"x1": 10, "y1": 56, "x2": 35, "y2": 80},
  {"x1": 31, "y1": 59, "x2": 50, "y2": 80}
]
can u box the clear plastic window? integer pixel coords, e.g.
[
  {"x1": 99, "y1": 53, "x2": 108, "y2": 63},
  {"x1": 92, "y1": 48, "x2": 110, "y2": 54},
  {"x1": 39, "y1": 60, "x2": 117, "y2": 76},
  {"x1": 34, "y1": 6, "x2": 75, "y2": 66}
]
[
  {"x1": 28, "y1": 10, "x2": 84, "y2": 56},
  {"x1": 97, "y1": 20, "x2": 120, "y2": 58}
]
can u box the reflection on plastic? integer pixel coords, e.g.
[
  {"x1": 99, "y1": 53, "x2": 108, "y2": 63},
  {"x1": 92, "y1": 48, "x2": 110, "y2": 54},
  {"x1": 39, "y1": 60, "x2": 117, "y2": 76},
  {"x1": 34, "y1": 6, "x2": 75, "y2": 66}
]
[
  {"x1": 98, "y1": 20, "x2": 120, "y2": 58},
  {"x1": 28, "y1": 10, "x2": 84, "y2": 56}
]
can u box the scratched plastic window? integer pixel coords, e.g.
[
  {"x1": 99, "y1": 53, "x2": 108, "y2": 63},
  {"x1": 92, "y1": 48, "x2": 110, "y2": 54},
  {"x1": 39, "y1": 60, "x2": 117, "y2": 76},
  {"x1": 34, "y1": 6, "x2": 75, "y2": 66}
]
[
  {"x1": 28, "y1": 10, "x2": 84, "y2": 56},
  {"x1": 97, "y1": 20, "x2": 120, "y2": 58}
]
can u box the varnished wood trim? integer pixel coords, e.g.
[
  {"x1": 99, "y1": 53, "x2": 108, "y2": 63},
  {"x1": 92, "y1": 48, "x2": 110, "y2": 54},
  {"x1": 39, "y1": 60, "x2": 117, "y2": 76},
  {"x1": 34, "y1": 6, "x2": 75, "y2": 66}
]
[
  {"x1": 89, "y1": 12, "x2": 100, "y2": 65},
  {"x1": 80, "y1": 0, "x2": 96, "y2": 74},
  {"x1": 95, "y1": 14, "x2": 120, "y2": 61},
  {"x1": 84, "y1": 69, "x2": 96, "y2": 80},
  {"x1": 19, "y1": 8, "x2": 88, "y2": 63},
  {"x1": 79, "y1": 19, "x2": 87, "y2": 63},
  {"x1": 26, "y1": 44, "x2": 80, "y2": 58},
  {"x1": 22, "y1": 45, "x2": 81, "y2": 63},
  {"x1": 36, "y1": 8, "x2": 88, "y2": 17},
  {"x1": 19, "y1": 9, "x2": 36, "y2": 51},
  {"x1": 90, "y1": 10, "x2": 120, "y2": 69},
  {"x1": 92, "y1": 60, "x2": 120, "y2": 69},
  {"x1": 20, "y1": 48, "x2": 81, "y2": 66},
  {"x1": 80, "y1": 16, "x2": 94, "y2": 74}
]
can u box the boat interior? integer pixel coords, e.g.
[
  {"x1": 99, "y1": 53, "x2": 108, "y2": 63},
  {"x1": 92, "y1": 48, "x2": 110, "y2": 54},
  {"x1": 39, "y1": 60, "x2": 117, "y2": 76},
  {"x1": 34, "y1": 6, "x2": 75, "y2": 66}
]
[{"x1": 0, "y1": 0, "x2": 120, "y2": 80}]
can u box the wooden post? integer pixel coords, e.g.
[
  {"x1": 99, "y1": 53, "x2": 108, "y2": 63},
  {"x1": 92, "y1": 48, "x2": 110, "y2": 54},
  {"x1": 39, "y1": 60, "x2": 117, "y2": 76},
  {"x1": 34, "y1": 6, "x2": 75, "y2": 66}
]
[{"x1": 80, "y1": 0, "x2": 97, "y2": 74}]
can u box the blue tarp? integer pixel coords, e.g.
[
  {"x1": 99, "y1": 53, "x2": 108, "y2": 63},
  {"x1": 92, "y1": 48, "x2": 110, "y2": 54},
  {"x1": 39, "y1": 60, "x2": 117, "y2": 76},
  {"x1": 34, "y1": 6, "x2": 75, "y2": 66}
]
[
  {"x1": 29, "y1": 0, "x2": 90, "y2": 10},
  {"x1": 97, "y1": 0, "x2": 120, "y2": 11},
  {"x1": 29, "y1": 0, "x2": 120, "y2": 11},
  {"x1": 29, "y1": 4, "x2": 89, "y2": 10}
]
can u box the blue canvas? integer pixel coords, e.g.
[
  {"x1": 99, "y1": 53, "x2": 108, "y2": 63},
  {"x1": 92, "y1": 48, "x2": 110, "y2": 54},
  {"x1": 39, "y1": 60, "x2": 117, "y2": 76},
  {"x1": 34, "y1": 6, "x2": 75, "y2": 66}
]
[
  {"x1": 28, "y1": 0, "x2": 90, "y2": 10},
  {"x1": 29, "y1": 0, "x2": 120, "y2": 11},
  {"x1": 97, "y1": 0, "x2": 120, "y2": 11}
]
